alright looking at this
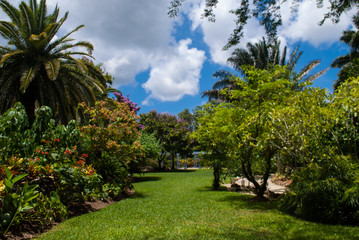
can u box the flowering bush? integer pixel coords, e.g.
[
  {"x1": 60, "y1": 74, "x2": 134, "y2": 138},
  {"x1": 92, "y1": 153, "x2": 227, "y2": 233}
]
[
  {"x1": 80, "y1": 99, "x2": 144, "y2": 186},
  {"x1": 0, "y1": 103, "x2": 102, "y2": 233},
  {"x1": 114, "y1": 92, "x2": 141, "y2": 114}
]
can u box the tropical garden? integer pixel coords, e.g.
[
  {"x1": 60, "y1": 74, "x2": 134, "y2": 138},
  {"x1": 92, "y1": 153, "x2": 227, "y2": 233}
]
[{"x1": 0, "y1": 0, "x2": 359, "y2": 239}]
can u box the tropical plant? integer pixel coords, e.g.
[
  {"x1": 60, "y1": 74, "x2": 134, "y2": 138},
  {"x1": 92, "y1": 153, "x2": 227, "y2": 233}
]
[
  {"x1": 0, "y1": 168, "x2": 39, "y2": 237},
  {"x1": 228, "y1": 38, "x2": 326, "y2": 89},
  {"x1": 203, "y1": 38, "x2": 326, "y2": 102},
  {"x1": 201, "y1": 70, "x2": 238, "y2": 102},
  {"x1": 0, "y1": 0, "x2": 105, "y2": 123},
  {"x1": 331, "y1": 15, "x2": 359, "y2": 89}
]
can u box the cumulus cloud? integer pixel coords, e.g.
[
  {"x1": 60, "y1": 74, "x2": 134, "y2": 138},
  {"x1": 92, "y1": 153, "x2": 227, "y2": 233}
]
[
  {"x1": 278, "y1": 0, "x2": 353, "y2": 47},
  {"x1": 44, "y1": 0, "x2": 178, "y2": 87},
  {"x1": 142, "y1": 39, "x2": 206, "y2": 105},
  {"x1": 187, "y1": 0, "x2": 266, "y2": 65},
  {"x1": 186, "y1": 0, "x2": 353, "y2": 65}
]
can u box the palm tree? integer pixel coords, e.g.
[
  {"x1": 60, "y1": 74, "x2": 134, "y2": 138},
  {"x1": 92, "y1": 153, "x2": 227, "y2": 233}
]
[
  {"x1": 331, "y1": 15, "x2": 359, "y2": 89},
  {"x1": 202, "y1": 70, "x2": 238, "y2": 102},
  {"x1": 0, "y1": 0, "x2": 105, "y2": 123},
  {"x1": 203, "y1": 37, "x2": 327, "y2": 101}
]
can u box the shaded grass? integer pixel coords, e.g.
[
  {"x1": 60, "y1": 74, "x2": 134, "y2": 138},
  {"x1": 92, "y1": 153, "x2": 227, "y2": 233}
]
[{"x1": 37, "y1": 170, "x2": 359, "y2": 240}]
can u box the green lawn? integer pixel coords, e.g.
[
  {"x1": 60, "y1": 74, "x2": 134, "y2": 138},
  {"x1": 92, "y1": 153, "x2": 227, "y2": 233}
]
[{"x1": 37, "y1": 170, "x2": 359, "y2": 240}]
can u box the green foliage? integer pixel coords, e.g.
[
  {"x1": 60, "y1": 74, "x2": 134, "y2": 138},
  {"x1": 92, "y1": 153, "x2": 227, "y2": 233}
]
[
  {"x1": 139, "y1": 110, "x2": 192, "y2": 169},
  {"x1": 51, "y1": 162, "x2": 102, "y2": 205},
  {"x1": 275, "y1": 76, "x2": 359, "y2": 224},
  {"x1": 194, "y1": 65, "x2": 296, "y2": 194},
  {"x1": 0, "y1": 0, "x2": 106, "y2": 123},
  {"x1": 81, "y1": 99, "x2": 143, "y2": 185},
  {"x1": 281, "y1": 157, "x2": 359, "y2": 225},
  {"x1": 0, "y1": 102, "x2": 108, "y2": 233},
  {"x1": 0, "y1": 167, "x2": 39, "y2": 236},
  {"x1": 26, "y1": 191, "x2": 68, "y2": 226},
  {"x1": 139, "y1": 132, "x2": 163, "y2": 161}
]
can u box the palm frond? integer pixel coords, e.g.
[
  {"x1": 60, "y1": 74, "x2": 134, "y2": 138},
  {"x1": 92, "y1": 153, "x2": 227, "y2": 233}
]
[
  {"x1": 44, "y1": 59, "x2": 60, "y2": 81},
  {"x1": 46, "y1": 11, "x2": 68, "y2": 41},
  {"x1": 36, "y1": 0, "x2": 47, "y2": 31},
  {"x1": 46, "y1": 24, "x2": 85, "y2": 51},
  {"x1": 0, "y1": 49, "x2": 23, "y2": 66},
  {"x1": 0, "y1": 0, "x2": 21, "y2": 28},
  {"x1": 52, "y1": 41, "x2": 94, "y2": 55},
  {"x1": 0, "y1": 21, "x2": 24, "y2": 48},
  {"x1": 19, "y1": 2, "x2": 36, "y2": 37},
  {"x1": 30, "y1": 0, "x2": 37, "y2": 13},
  {"x1": 297, "y1": 60, "x2": 320, "y2": 81},
  {"x1": 331, "y1": 55, "x2": 351, "y2": 68},
  {"x1": 19, "y1": 66, "x2": 38, "y2": 93}
]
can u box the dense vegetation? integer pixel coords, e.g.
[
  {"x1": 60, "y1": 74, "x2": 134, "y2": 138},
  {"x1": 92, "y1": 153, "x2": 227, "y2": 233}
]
[{"x1": 1, "y1": 0, "x2": 359, "y2": 238}]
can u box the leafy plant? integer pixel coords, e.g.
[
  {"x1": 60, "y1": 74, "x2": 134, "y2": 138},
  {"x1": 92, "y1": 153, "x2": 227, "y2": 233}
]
[{"x1": 0, "y1": 168, "x2": 39, "y2": 236}]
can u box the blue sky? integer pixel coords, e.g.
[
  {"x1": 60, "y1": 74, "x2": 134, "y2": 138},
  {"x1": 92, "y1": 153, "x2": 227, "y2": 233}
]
[{"x1": 6, "y1": 0, "x2": 354, "y2": 116}]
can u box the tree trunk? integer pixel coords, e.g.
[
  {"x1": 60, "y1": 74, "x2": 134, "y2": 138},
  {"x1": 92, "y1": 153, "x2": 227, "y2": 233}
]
[
  {"x1": 241, "y1": 147, "x2": 277, "y2": 199},
  {"x1": 170, "y1": 153, "x2": 175, "y2": 170},
  {"x1": 213, "y1": 162, "x2": 221, "y2": 190}
]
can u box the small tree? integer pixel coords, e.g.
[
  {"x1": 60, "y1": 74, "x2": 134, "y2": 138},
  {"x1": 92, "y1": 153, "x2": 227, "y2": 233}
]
[
  {"x1": 193, "y1": 65, "x2": 298, "y2": 196},
  {"x1": 140, "y1": 111, "x2": 191, "y2": 170}
]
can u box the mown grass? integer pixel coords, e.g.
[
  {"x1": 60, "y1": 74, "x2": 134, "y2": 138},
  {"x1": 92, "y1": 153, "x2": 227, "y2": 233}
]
[{"x1": 37, "y1": 170, "x2": 359, "y2": 240}]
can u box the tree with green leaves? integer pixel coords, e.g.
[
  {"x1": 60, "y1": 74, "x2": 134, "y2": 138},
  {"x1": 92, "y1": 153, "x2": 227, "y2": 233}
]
[
  {"x1": 0, "y1": 0, "x2": 105, "y2": 123},
  {"x1": 203, "y1": 38, "x2": 326, "y2": 102},
  {"x1": 178, "y1": 108, "x2": 195, "y2": 131},
  {"x1": 169, "y1": 0, "x2": 359, "y2": 49},
  {"x1": 273, "y1": 77, "x2": 359, "y2": 224},
  {"x1": 191, "y1": 103, "x2": 236, "y2": 189},
  {"x1": 195, "y1": 65, "x2": 299, "y2": 196},
  {"x1": 140, "y1": 110, "x2": 192, "y2": 170}
]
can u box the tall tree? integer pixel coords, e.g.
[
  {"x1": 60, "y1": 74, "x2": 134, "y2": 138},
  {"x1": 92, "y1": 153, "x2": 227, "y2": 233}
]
[
  {"x1": 169, "y1": 0, "x2": 359, "y2": 49},
  {"x1": 0, "y1": 0, "x2": 105, "y2": 123},
  {"x1": 331, "y1": 15, "x2": 359, "y2": 89},
  {"x1": 203, "y1": 38, "x2": 326, "y2": 102}
]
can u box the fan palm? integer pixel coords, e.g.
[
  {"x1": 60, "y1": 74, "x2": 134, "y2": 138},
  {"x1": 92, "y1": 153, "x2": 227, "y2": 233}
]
[
  {"x1": 331, "y1": 15, "x2": 359, "y2": 89},
  {"x1": 203, "y1": 37, "x2": 327, "y2": 101},
  {"x1": 0, "y1": 0, "x2": 105, "y2": 123}
]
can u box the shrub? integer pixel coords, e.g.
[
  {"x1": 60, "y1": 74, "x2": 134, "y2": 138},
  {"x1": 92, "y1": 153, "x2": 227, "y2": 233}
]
[
  {"x1": 280, "y1": 156, "x2": 359, "y2": 225},
  {"x1": 81, "y1": 99, "x2": 144, "y2": 187}
]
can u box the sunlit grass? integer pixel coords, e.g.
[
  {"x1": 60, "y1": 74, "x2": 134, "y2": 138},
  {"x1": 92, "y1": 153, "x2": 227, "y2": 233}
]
[{"x1": 37, "y1": 170, "x2": 359, "y2": 240}]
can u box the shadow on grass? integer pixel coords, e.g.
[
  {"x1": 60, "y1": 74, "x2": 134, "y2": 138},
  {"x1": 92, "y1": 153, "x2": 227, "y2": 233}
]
[
  {"x1": 197, "y1": 185, "x2": 230, "y2": 192},
  {"x1": 132, "y1": 176, "x2": 162, "y2": 183},
  {"x1": 131, "y1": 191, "x2": 148, "y2": 199},
  {"x1": 149, "y1": 169, "x2": 197, "y2": 173},
  {"x1": 218, "y1": 194, "x2": 278, "y2": 210}
]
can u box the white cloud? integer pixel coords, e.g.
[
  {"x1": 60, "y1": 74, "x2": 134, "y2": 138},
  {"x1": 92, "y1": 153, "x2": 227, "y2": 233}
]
[
  {"x1": 45, "y1": 0, "x2": 178, "y2": 87},
  {"x1": 278, "y1": 0, "x2": 353, "y2": 47},
  {"x1": 142, "y1": 39, "x2": 206, "y2": 105},
  {"x1": 186, "y1": 0, "x2": 354, "y2": 65}
]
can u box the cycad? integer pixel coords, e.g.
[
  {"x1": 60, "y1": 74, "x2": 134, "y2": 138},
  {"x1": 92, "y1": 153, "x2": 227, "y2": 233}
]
[{"x1": 0, "y1": 0, "x2": 105, "y2": 123}]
